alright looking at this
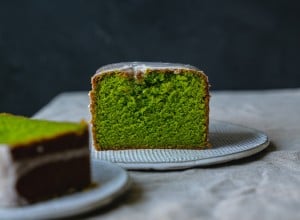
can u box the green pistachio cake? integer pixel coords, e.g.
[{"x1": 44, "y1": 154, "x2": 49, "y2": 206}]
[
  {"x1": 0, "y1": 113, "x2": 90, "y2": 207},
  {"x1": 89, "y1": 62, "x2": 210, "y2": 151}
]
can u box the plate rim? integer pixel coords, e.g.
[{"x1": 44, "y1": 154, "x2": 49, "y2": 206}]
[
  {"x1": 0, "y1": 160, "x2": 130, "y2": 220},
  {"x1": 110, "y1": 139, "x2": 269, "y2": 170},
  {"x1": 92, "y1": 120, "x2": 270, "y2": 170}
]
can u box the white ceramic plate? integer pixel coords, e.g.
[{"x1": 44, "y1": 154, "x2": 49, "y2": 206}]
[
  {"x1": 0, "y1": 160, "x2": 130, "y2": 220},
  {"x1": 92, "y1": 120, "x2": 270, "y2": 170}
]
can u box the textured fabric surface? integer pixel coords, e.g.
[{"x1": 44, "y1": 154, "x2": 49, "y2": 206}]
[{"x1": 34, "y1": 89, "x2": 300, "y2": 220}]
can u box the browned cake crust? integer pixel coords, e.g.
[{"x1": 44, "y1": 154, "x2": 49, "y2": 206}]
[{"x1": 11, "y1": 126, "x2": 89, "y2": 159}]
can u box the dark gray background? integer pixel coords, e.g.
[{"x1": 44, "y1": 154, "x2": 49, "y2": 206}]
[{"x1": 0, "y1": 0, "x2": 299, "y2": 116}]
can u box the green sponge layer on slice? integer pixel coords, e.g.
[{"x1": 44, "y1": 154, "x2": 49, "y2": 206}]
[
  {"x1": 0, "y1": 113, "x2": 87, "y2": 147},
  {"x1": 90, "y1": 62, "x2": 210, "y2": 150}
]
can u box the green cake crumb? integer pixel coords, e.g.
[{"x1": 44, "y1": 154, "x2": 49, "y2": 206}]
[
  {"x1": 93, "y1": 70, "x2": 209, "y2": 150},
  {"x1": 0, "y1": 113, "x2": 87, "y2": 147}
]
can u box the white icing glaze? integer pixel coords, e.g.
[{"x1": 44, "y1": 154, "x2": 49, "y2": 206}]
[
  {"x1": 0, "y1": 145, "x2": 20, "y2": 207},
  {"x1": 93, "y1": 62, "x2": 201, "y2": 79},
  {"x1": 15, "y1": 147, "x2": 89, "y2": 178}
]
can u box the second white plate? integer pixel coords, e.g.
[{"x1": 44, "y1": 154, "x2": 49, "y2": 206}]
[
  {"x1": 92, "y1": 120, "x2": 269, "y2": 170},
  {"x1": 0, "y1": 160, "x2": 130, "y2": 220}
]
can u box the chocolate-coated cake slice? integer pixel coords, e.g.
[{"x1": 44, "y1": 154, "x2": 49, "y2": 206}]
[
  {"x1": 90, "y1": 62, "x2": 210, "y2": 150},
  {"x1": 0, "y1": 113, "x2": 91, "y2": 207}
]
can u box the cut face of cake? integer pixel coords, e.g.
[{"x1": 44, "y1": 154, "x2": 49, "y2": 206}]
[
  {"x1": 0, "y1": 113, "x2": 91, "y2": 207},
  {"x1": 90, "y1": 62, "x2": 210, "y2": 150}
]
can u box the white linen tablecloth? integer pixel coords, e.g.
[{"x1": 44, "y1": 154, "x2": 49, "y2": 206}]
[{"x1": 34, "y1": 89, "x2": 300, "y2": 220}]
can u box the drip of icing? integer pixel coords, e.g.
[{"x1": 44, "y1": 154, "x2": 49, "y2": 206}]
[
  {"x1": 15, "y1": 147, "x2": 89, "y2": 178},
  {"x1": 0, "y1": 145, "x2": 19, "y2": 206}
]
